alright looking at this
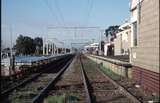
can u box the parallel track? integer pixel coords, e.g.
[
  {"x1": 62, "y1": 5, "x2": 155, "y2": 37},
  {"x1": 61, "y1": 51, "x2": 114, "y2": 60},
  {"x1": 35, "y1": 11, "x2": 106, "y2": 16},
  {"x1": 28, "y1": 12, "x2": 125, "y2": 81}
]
[
  {"x1": 80, "y1": 55, "x2": 142, "y2": 103},
  {"x1": 40, "y1": 54, "x2": 142, "y2": 103},
  {"x1": 37, "y1": 54, "x2": 142, "y2": 103},
  {"x1": 1, "y1": 54, "x2": 144, "y2": 103},
  {"x1": 32, "y1": 58, "x2": 73, "y2": 103},
  {"x1": 37, "y1": 55, "x2": 86, "y2": 103},
  {"x1": 1, "y1": 55, "x2": 74, "y2": 103}
]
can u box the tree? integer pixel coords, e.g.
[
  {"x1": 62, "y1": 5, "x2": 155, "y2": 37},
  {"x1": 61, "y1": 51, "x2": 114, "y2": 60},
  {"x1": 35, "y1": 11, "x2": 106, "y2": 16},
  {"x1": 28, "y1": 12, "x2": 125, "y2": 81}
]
[
  {"x1": 34, "y1": 37, "x2": 43, "y2": 47},
  {"x1": 15, "y1": 35, "x2": 35, "y2": 55},
  {"x1": 104, "y1": 25, "x2": 121, "y2": 42},
  {"x1": 104, "y1": 26, "x2": 121, "y2": 56},
  {"x1": 34, "y1": 37, "x2": 43, "y2": 55}
]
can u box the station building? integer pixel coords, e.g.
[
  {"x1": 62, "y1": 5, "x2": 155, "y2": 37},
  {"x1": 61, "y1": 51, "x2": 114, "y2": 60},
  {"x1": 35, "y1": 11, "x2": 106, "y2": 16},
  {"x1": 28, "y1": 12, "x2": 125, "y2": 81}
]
[
  {"x1": 130, "y1": 0, "x2": 159, "y2": 93},
  {"x1": 114, "y1": 22, "x2": 131, "y2": 56}
]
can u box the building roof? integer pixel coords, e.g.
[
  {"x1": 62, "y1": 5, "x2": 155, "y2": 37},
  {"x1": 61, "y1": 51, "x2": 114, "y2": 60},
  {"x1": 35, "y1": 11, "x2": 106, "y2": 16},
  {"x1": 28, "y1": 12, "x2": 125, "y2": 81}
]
[
  {"x1": 84, "y1": 42, "x2": 99, "y2": 48},
  {"x1": 119, "y1": 22, "x2": 131, "y2": 30}
]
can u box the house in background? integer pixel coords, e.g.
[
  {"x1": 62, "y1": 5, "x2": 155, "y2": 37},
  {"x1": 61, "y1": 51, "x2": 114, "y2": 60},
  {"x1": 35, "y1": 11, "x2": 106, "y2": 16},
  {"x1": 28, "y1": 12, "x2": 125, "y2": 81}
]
[
  {"x1": 114, "y1": 22, "x2": 131, "y2": 56},
  {"x1": 84, "y1": 42, "x2": 99, "y2": 55},
  {"x1": 130, "y1": 0, "x2": 159, "y2": 94}
]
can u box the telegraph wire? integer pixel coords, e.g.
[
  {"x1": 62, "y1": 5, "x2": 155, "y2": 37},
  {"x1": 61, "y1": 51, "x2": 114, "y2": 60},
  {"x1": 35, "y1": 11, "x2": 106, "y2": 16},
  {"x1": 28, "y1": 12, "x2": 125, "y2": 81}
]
[
  {"x1": 42, "y1": 0, "x2": 61, "y2": 25},
  {"x1": 84, "y1": 0, "x2": 94, "y2": 26},
  {"x1": 53, "y1": 0, "x2": 65, "y2": 26}
]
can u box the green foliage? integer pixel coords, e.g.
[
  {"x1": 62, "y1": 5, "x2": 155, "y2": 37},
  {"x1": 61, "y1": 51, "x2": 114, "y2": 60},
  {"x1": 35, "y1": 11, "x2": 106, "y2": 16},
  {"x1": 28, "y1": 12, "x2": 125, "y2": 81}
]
[
  {"x1": 88, "y1": 59, "x2": 121, "y2": 80},
  {"x1": 15, "y1": 35, "x2": 43, "y2": 55},
  {"x1": 12, "y1": 98, "x2": 23, "y2": 103},
  {"x1": 34, "y1": 37, "x2": 43, "y2": 47},
  {"x1": 100, "y1": 65, "x2": 121, "y2": 80},
  {"x1": 15, "y1": 35, "x2": 35, "y2": 55},
  {"x1": 46, "y1": 95, "x2": 65, "y2": 103},
  {"x1": 66, "y1": 94, "x2": 80, "y2": 103},
  {"x1": 45, "y1": 93, "x2": 80, "y2": 103},
  {"x1": 104, "y1": 25, "x2": 120, "y2": 41},
  {"x1": 34, "y1": 37, "x2": 43, "y2": 54}
]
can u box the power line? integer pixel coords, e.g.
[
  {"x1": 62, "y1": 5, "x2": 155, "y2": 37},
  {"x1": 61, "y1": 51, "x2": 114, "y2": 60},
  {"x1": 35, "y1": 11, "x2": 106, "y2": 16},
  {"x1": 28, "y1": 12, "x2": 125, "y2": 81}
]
[
  {"x1": 53, "y1": 0, "x2": 65, "y2": 26},
  {"x1": 84, "y1": 0, "x2": 94, "y2": 26},
  {"x1": 53, "y1": 0, "x2": 72, "y2": 41},
  {"x1": 42, "y1": 0, "x2": 61, "y2": 25}
]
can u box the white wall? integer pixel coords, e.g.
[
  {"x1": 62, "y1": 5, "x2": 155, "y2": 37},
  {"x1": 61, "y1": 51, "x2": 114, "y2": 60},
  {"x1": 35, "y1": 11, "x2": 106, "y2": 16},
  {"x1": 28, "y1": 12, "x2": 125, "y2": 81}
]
[{"x1": 130, "y1": 0, "x2": 143, "y2": 10}]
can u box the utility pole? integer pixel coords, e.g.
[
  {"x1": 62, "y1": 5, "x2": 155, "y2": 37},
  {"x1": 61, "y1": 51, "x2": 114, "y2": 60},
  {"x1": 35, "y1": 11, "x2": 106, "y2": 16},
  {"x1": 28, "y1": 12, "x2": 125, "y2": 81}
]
[
  {"x1": 51, "y1": 43, "x2": 54, "y2": 55},
  {"x1": 43, "y1": 37, "x2": 45, "y2": 55},
  {"x1": 99, "y1": 30, "x2": 101, "y2": 55},
  {"x1": 99, "y1": 29, "x2": 104, "y2": 55},
  {"x1": 9, "y1": 26, "x2": 15, "y2": 79},
  {"x1": 99, "y1": 30, "x2": 103, "y2": 55},
  {"x1": 54, "y1": 44, "x2": 56, "y2": 55},
  {"x1": 10, "y1": 26, "x2": 13, "y2": 58},
  {"x1": 46, "y1": 43, "x2": 48, "y2": 55}
]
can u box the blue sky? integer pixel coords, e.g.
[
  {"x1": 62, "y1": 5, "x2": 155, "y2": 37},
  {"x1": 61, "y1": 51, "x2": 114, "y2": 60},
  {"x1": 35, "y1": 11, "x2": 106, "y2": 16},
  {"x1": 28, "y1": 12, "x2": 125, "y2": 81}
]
[{"x1": 2, "y1": 0, "x2": 130, "y2": 48}]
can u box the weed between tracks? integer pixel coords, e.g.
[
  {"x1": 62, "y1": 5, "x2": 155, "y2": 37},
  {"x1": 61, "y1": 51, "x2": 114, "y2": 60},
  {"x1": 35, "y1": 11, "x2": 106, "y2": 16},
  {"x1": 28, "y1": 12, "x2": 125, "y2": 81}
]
[
  {"x1": 81, "y1": 56, "x2": 136, "y2": 103},
  {"x1": 44, "y1": 93, "x2": 81, "y2": 103},
  {"x1": 43, "y1": 57, "x2": 85, "y2": 103},
  {"x1": 84, "y1": 58, "x2": 121, "y2": 81},
  {"x1": 85, "y1": 57, "x2": 160, "y2": 103}
]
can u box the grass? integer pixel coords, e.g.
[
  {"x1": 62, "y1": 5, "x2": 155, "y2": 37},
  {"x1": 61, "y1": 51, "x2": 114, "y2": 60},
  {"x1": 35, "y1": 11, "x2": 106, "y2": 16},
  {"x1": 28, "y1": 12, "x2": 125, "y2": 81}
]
[
  {"x1": 99, "y1": 65, "x2": 121, "y2": 80},
  {"x1": 153, "y1": 95, "x2": 160, "y2": 102},
  {"x1": 45, "y1": 95, "x2": 65, "y2": 103},
  {"x1": 12, "y1": 98, "x2": 24, "y2": 103},
  {"x1": 44, "y1": 93, "x2": 80, "y2": 103},
  {"x1": 86, "y1": 58, "x2": 160, "y2": 103},
  {"x1": 87, "y1": 58, "x2": 121, "y2": 80}
]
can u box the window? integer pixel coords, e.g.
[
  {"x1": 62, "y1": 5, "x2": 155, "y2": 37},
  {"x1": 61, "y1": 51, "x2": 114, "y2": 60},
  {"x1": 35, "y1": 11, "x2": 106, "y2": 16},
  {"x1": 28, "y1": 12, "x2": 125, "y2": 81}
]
[{"x1": 133, "y1": 21, "x2": 137, "y2": 46}]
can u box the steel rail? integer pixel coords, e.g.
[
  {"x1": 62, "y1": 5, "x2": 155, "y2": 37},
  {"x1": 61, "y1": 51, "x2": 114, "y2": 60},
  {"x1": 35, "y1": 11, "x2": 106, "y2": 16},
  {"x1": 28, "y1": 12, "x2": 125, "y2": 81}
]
[
  {"x1": 1, "y1": 58, "x2": 61, "y2": 97},
  {"x1": 1, "y1": 73, "x2": 41, "y2": 97},
  {"x1": 97, "y1": 67, "x2": 142, "y2": 103},
  {"x1": 0, "y1": 55, "x2": 72, "y2": 99},
  {"x1": 79, "y1": 55, "x2": 93, "y2": 103},
  {"x1": 81, "y1": 54, "x2": 142, "y2": 103},
  {"x1": 32, "y1": 57, "x2": 73, "y2": 103}
]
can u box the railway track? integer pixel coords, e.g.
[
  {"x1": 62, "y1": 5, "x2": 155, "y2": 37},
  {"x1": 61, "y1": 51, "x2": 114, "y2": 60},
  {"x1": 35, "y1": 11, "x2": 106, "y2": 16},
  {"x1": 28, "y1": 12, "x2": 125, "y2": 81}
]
[
  {"x1": 42, "y1": 55, "x2": 87, "y2": 103},
  {"x1": 1, "y1": 55, "x2": 74, "y2": 103},
  {"x1": 80, "y1": 55, "x2": 142, "y2": 103},
  {"x1": 1, "y1": 55, "x2": 67, "y2": 93},
  {"x1": 37, "y1": 54, "x2": 142, "y2": 103},
  {"x1": 1, "y1": 54, "x2": 149, "y2": 103}
]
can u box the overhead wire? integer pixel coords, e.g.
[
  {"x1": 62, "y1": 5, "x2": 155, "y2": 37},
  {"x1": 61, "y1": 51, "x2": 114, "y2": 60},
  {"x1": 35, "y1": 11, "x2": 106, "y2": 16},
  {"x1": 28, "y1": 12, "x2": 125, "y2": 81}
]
[
  {"x1": 84, "y1": 0, "x2": 94, "y2": 26},
  {"x1": 42, "y1": 0, "x2": 63, "y2": 49},
  {"x1": 43, "y1": 0, "x2": 96, "y2": 48},
  {"x1": 53, "y1": 0, "x2": 76, "y2": 48},
  {"x1": 42, "y1": 0, "x2": 61, "y2": 25},
  {"x1": 53, "y1": 0, "x2": 65, "y2": 26},
  {"x1": 82, "y1": 0, "x2": 95, "y2": 44}
]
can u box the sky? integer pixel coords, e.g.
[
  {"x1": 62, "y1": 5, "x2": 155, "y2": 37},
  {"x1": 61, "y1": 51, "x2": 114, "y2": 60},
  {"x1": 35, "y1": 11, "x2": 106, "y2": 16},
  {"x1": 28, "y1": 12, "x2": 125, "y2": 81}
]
[{"x1": 2, "y1": 0, "x2": 130, "y2": 48}]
